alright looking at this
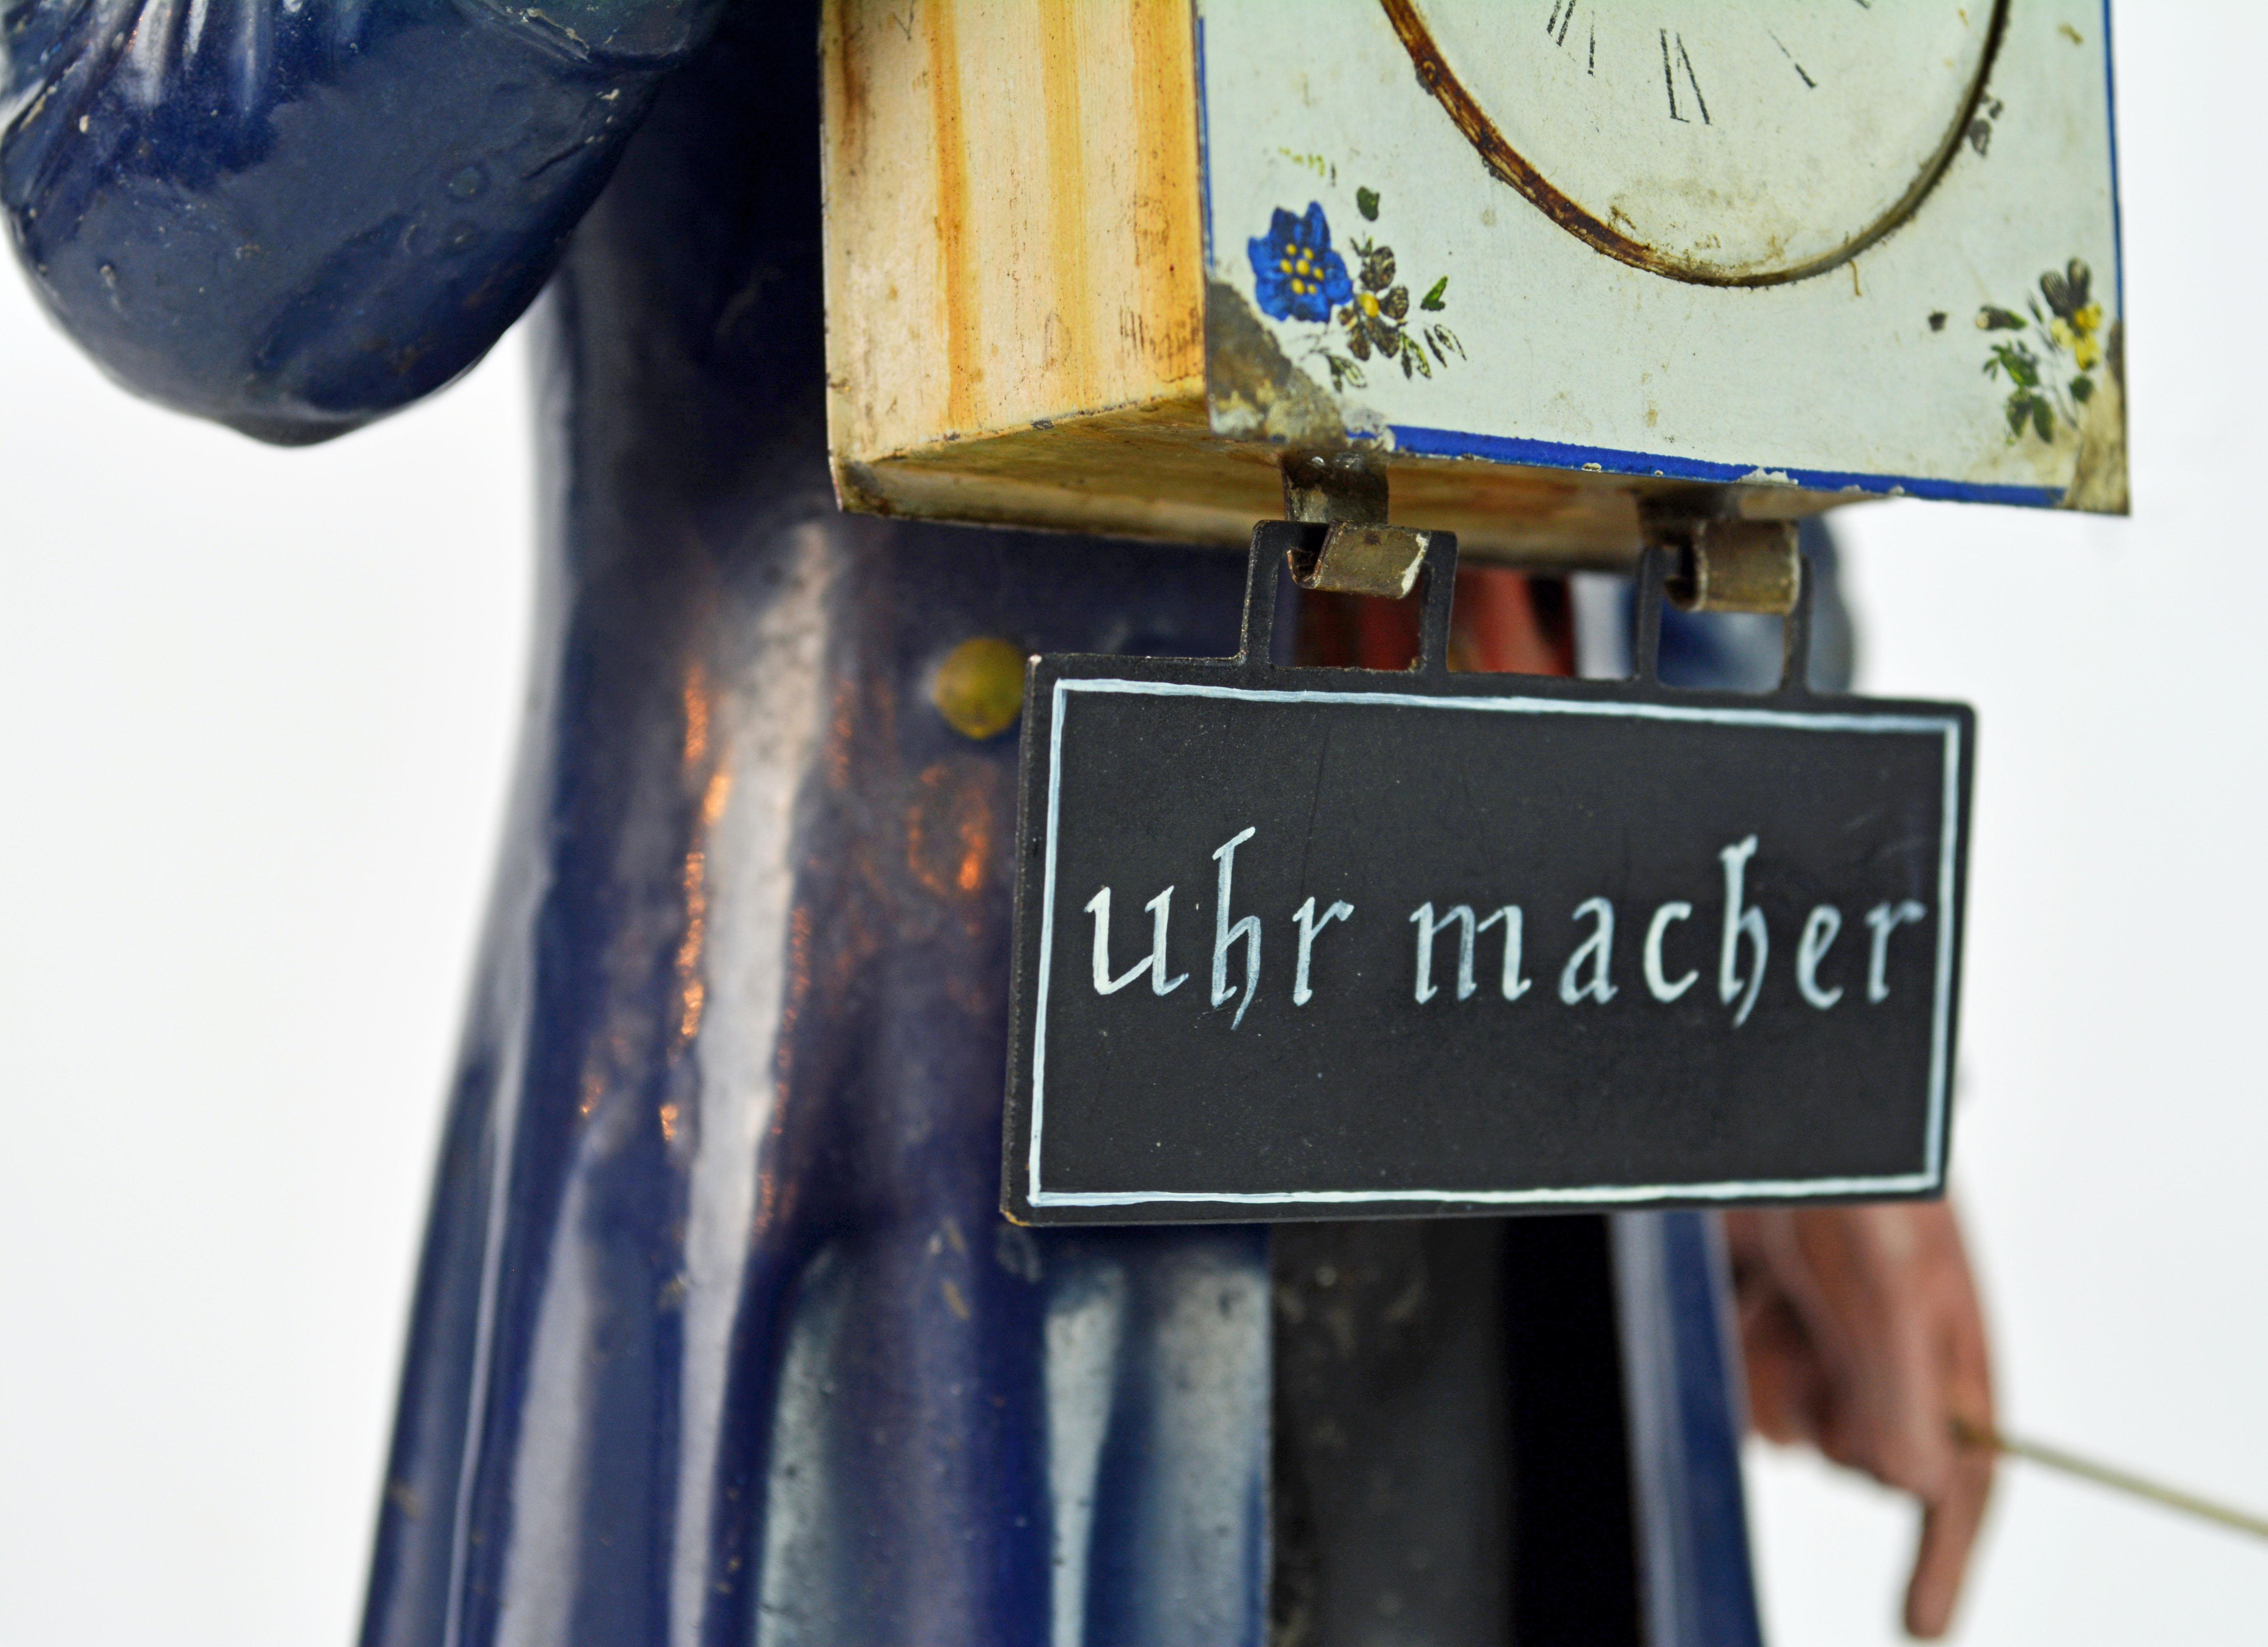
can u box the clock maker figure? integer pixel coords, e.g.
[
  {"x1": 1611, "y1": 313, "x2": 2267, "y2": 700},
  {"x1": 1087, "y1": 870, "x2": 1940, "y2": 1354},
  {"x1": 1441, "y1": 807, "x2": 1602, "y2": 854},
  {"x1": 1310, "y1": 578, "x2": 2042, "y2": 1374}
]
[{"x1": 2, "y1": 0, "x2": 2040, "y2": 1642}]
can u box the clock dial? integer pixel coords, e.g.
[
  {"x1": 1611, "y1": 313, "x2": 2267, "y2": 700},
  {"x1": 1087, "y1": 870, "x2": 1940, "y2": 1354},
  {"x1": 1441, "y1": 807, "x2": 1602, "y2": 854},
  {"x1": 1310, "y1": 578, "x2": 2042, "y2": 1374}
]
[{"x1": 1381, "y1": 0, "x2": 2004, "y2": 285}]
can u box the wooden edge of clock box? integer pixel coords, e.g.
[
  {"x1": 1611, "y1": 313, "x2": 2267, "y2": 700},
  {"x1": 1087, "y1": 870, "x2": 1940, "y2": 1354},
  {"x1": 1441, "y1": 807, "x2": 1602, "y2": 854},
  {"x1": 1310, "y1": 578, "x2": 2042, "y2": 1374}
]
[{"x1": 818, "y1": 0, "x2": 1862, "y2": 569}]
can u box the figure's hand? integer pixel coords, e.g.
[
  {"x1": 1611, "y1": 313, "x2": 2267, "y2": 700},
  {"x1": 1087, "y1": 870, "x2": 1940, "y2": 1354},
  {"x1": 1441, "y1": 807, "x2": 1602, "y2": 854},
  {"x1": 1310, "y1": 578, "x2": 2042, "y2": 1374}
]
[{"x1": 1723, "y1": 1201, "x2": 1995, "y2": 1638}]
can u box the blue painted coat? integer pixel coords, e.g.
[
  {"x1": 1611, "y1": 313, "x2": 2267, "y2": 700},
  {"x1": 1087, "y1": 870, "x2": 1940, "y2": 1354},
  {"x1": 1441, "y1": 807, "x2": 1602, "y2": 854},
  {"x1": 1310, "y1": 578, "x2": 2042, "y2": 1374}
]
[{"x1": 4, "y1": 3, "x2": 1766, "y2": 1640}]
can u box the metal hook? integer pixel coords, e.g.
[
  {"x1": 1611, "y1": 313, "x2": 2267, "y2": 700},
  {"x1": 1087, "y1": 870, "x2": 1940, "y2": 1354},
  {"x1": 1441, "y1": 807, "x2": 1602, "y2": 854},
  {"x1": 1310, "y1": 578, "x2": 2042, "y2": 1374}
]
[
  {"x1": 1413, "y1": 532, "x2": 1461, "y2": 676},
  {"x1": 1242, "y1": 521, "x2": 1462, "y2": 675},
  {"x1": 1631, "y1": 545, "x2": 1668, "y2": 686},
  {"x1": 1778, "y1": 554, "x2": 1815, "y2": 697},
  {"x1": 1236, "y1": 521, "x2": 1303, "y2": 670},
  {"x1": 1631, "y1": 543, "x2": 1815, "y2": 695}
]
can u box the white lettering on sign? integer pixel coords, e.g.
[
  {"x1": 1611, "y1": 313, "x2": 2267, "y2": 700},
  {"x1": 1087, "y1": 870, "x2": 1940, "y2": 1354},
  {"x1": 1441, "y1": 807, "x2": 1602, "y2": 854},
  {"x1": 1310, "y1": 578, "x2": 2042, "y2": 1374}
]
[
  {"x1": 1211, "y1": 827, "x2": 1262, "y2": 1029},
  {"x1": 1796, "y1": 905, "x2": 1845, "y2": 1009},
  {"x1": 1475, "y1": 906, "x2": 1532, "y2": 1001},
  {"x1": 1411, "y1": 902, "x2": 1479, "y2": 1004},
  {"x1": 1413, "y1": 903, "x2": 1533, "y2": 1004},
  {"x1": 1293, "y1": 896, "x2": 1354, "y2": 1006},
  {"x1": 1718, "y1": 835, "x2": 1768, "y2": 1029},
  {"x1": 1085, "y1": 885, "x2": 1189, "y2": 998},
  {"x1": 1865, "y1": 899, "x2": 1929, "y2": 1003},
  {"x1": 1082, "y1": 835, "x2": 1929, "y2": 1026},
  {"x1": 1643, "y1": 901, "x2": 1699, "y2": 1003},
  {"x1": 1559, "y1": 897, "x2": 1618, "y2": 1005}
]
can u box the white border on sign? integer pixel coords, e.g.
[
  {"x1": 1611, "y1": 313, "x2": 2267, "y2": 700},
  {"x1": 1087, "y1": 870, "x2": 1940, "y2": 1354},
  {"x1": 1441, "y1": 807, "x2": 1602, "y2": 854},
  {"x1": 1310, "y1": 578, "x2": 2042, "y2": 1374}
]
[{"x1": 1026, "y1": 677, "x2": 1966, "y2": 1210}]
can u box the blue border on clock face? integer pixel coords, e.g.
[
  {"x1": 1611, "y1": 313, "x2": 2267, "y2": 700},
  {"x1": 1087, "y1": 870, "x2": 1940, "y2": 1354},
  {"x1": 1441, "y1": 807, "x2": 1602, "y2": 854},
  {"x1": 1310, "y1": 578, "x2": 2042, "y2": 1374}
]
[{"x1": 1380, "y1": 425, "x2": 2065, "y2": 509}]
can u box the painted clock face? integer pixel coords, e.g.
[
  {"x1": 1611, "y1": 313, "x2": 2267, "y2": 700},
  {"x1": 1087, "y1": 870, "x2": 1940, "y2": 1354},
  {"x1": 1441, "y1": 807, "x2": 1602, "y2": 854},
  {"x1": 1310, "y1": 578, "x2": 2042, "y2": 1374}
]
[{"x1": 1381, "y1": 0, "x2": 2003, "y2": 285}]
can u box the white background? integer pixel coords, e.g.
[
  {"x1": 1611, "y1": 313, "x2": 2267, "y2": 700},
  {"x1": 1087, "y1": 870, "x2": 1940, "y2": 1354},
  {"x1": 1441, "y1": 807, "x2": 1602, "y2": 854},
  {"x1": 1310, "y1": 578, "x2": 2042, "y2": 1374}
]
[{"x1": 3, "y1": 7, "x2": 2265, "y2": 1641}]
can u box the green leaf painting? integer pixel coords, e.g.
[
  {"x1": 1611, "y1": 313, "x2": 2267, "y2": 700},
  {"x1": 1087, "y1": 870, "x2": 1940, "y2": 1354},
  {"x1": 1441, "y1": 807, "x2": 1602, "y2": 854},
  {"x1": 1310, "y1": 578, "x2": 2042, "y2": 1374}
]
[{"x1": 1970, "y1": 258, "x2": 2105, "y2": 445}]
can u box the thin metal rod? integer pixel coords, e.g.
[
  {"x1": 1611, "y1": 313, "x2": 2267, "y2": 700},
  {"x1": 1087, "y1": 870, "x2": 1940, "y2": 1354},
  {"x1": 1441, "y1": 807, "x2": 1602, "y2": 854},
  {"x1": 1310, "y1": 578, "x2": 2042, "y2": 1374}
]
[
  {"x1": 1777, "y1": 553, "x2": 1814, "y2": 698},
  {"x1": 1631, "y1": 545, "x2": 1666, "y2": 685},
  {"x1": 1238, "y1": 524, "x2": 1289, "y2": 668},
  {"x1": 1415, "y1": 531, "x2": 1460, "y2": 676},
  {"x1": 1953, "y1": 1418, "x2": 2268, "y2": 1542}
]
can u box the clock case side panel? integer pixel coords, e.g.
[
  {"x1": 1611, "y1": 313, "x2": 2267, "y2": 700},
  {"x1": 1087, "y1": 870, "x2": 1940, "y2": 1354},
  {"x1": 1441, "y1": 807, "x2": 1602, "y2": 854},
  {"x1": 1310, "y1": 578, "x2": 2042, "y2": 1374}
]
[
  {"x1": 2061, "y1": 0, "x2": 2129, "y2": 515},
  {"x1": 820, "y1": 0, "x2": 1210, "y2": 498}
]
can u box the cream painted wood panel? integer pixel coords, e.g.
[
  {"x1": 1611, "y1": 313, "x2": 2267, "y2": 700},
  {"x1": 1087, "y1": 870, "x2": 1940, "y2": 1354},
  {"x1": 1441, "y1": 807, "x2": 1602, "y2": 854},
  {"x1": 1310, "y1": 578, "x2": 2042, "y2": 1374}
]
[{"x1": 821, "y1": 1, "x2": 2125, "y2": 564}]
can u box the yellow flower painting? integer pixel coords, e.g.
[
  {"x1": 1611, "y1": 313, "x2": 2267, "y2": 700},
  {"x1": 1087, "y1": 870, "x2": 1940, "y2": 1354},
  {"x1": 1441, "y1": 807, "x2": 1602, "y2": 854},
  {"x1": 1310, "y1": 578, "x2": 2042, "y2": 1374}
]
[{"x1": 1975, "y1": 259, "x2": 2106, "y2": 443}]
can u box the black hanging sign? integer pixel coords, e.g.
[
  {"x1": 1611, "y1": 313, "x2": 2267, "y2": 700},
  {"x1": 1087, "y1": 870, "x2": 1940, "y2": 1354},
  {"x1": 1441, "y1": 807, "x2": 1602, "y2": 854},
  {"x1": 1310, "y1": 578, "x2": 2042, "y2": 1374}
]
[{"x1": 1002, "y1": 526, "x2": 1972, "y2": 1225}]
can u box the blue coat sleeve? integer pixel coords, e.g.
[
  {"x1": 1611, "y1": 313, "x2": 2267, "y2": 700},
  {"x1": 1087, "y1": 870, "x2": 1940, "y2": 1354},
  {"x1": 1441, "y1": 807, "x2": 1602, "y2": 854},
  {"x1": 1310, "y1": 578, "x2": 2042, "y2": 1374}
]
[{"x1": 2, "y1": 0, "x2": 723, "y2": 440}]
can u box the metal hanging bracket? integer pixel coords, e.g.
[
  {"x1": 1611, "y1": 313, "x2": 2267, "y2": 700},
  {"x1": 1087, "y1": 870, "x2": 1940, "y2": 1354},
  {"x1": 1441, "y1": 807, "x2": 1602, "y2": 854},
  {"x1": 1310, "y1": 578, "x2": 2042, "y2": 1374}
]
[
  {"x1": 1632, "y1": 540, "x2": 1815, "y2": 698},
  {"x1": 1238, "y1": 519, "x2": 1460, "y2": 675},
  {"x1": 1642, "y1": 502, "x2": 1802, "y2": 617},
  {"x1": 1280, "y1": 449, "x2": 1434, "y2": 602}
]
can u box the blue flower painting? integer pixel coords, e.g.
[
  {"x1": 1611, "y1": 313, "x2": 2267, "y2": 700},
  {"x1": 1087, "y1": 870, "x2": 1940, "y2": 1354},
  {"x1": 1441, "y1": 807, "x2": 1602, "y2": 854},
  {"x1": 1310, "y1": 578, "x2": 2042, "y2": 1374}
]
[
  {"x1": 1249, "y1": 203, "x2": 1353, "y2": 324},
  {"x1": 1245, "y1": 184, "x2": 1463, "y2": 392}
]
